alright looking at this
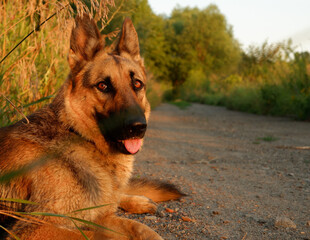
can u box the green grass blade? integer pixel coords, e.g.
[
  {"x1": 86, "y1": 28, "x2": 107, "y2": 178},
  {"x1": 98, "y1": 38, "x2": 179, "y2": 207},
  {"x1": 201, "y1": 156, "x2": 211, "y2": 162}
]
[
  {"x1": 69, "y1": 217, "x2": 125, "y2": 236},
  {"x1": 70, "y1": 204, "x2": 114, "y2": 214},
  {"x1": 0, "y1": 225, "x2": 21, "y2": 240},
  {"x1": 169, "y1": 100, "x2": 192, "y2": 110},
  {"x1": 18, "y1": 212, "x2": 68, "y2": 218},
  {"x1": 0, "y1": 155, "x2": 49, "y2": 183},
  {"x1": 23, "y1": 95, "x2": 55, "y2": 108},
  {"x1": 0, "y1": 198, "x2": 38, "y2": 205},
  {"x1": 0, "y1": 167, "x2": 31, "y2": 183},
  {"x1": 70, "y1": 219, "x2": 90, "y2": 240}
]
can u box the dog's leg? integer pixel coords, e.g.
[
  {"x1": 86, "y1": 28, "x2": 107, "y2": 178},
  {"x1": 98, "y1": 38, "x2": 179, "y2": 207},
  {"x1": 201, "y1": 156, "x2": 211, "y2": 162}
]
[
  {"x1": 119, "y1": 194, "x2": 157, "y2": 214},
  {"x1": 94, "y1": 215, "x2": 163, "y2": 240}
]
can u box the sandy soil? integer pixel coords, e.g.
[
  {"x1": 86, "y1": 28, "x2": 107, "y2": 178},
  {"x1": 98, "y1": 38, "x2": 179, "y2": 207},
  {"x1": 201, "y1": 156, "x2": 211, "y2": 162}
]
[{"x1": 125, "y1": 103, "x2": 310, "y2": 240}]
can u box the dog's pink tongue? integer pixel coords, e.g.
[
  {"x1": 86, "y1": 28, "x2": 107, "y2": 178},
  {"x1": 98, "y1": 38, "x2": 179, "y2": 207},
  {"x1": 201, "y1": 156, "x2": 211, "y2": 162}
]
[{"x1": 124, "y1": 139, "x2": 142, "y2": 154}]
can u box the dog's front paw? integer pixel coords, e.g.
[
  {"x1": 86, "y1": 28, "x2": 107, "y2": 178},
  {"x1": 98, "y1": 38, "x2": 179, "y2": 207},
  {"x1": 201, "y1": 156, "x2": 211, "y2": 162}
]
[{"x1": 119, "y1": 194, "x2": 157, "y2": 214}]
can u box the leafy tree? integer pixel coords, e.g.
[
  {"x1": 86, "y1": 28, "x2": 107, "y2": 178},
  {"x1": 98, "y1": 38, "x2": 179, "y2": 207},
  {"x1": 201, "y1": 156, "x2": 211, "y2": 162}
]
[
  {"x1": 164, "y1": 5, "x2": 241, "y2": 96},
  {"x1": 239, "y1": 40, "x2": 293, "y2": 83}
]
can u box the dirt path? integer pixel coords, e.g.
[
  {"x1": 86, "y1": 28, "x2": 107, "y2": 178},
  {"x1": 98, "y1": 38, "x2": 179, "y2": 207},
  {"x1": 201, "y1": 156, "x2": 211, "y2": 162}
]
[{"x1": 126, "y1": 103, "x2": 310, "y2": 240}]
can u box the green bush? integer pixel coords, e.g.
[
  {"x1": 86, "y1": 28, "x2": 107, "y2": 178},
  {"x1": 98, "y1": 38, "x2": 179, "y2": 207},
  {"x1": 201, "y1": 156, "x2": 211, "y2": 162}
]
[
  {"x1": 201, "y1": 93, "x2": 224, "y2": 105},
  {"x1": 147, "y1": 76, "x2": 172, "y2": 109},
  {"x1": 177, "y1": 68, "x2": 213, "y2": 104},
  {"x1": 225, "y1": 87, "x2": 262, "y2": 114},
  {"x1": 260, "y1": 84, "x2": 283, "y2": 114},
  {"x1": 289, "y1": 93, "x2": 310, "y2": 120}
]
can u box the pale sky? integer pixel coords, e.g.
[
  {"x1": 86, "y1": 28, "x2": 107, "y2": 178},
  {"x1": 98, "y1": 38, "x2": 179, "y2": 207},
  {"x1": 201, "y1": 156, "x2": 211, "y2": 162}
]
[{"x1": 148, "y1": 0, "x2": 310, "y2": 52}]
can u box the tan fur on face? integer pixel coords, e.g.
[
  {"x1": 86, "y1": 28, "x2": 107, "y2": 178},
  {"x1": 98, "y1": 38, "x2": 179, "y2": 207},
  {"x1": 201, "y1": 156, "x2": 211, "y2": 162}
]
[{"x1": 62, "y1": 52, "x2": 150, "y2": 153}]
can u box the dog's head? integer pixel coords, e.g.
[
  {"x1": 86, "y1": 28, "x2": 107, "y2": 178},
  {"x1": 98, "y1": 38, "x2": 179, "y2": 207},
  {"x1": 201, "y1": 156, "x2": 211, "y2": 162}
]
[{"x1": 63, "y1": 15, "x2": 150, "y2": 155}]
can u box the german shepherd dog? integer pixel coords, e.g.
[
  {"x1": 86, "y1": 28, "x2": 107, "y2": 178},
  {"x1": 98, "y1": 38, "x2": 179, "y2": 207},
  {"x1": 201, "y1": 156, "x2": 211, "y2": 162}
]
[{"x1": 0, "y1": 15, "x2": 184, "y2": 239}]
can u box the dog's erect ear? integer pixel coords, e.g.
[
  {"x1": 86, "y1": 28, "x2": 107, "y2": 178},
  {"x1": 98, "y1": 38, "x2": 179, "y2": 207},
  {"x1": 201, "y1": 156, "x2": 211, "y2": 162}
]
[
  {"x1": 115, "y1": 18, "x2": 142, "y2": 63},
  {"x1": 68, "y1": 14, "x2": 104, "y2": 73}
]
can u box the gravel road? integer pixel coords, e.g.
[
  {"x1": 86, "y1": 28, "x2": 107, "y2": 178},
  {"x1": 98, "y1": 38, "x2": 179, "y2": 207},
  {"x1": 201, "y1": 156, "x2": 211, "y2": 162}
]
[{"x1": 125, "y1": 103, "x2": 310, "y2": 240}]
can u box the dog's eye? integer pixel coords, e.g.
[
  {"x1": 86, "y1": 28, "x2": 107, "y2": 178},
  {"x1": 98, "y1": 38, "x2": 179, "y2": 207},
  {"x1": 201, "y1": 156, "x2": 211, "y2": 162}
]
[
  {"x1": 133, "y1": 79, "x2": 144, "y2": 91},
  {"x1": 97, "y1": 82, "x2": 108, "y2": 92},
  {"x1": 96, "y1": 77, "x2": 113, "y2": 93}
]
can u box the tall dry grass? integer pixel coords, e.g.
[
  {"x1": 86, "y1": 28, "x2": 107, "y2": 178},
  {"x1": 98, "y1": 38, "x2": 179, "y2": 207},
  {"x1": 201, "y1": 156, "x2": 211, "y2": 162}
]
[{"x1": 0, "y1": 0, "x2": 118, "y2": 126}]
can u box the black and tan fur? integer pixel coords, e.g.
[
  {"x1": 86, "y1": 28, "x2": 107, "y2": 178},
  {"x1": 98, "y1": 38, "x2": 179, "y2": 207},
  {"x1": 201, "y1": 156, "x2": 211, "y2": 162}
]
[{"x1": 0, "y1": 15, "x2": 184, "y2": 240}]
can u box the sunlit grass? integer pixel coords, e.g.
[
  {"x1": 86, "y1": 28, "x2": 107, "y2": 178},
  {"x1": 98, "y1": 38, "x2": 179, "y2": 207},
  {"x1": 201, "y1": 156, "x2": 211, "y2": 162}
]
[
  {"x1": 169, "y1": 100, "x2": 192, "y2": 110},
  {"x1": 256, "y1": 135, "x2": 279, "y2": 143}
]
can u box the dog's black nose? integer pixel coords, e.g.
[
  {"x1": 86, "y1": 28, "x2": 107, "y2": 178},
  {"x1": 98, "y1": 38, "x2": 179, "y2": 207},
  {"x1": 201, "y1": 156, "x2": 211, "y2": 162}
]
[
  {"x1": 124, "y1": 117, "x2": 147, "y2": 138},
  {"x1": 96, "y1": 105, "x2": 147, "y2": 141}
]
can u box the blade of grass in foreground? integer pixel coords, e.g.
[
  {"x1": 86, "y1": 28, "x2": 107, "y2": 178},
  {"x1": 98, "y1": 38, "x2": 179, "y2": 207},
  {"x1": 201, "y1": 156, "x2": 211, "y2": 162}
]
[
  {"x1": 0, "y1": 167, "x2": 34, "y2": 183},
  {"x1": 23, "y1": 95, "x2": 55, "y2": 108},
  {"x1": 69, "y1": 217, "x2": 125, "y2": 236},
  {"x1": 70, "y1": 219, "x2": 90, "y2": 240},
  {"x1": 0, "y1": 198, "x2": 38, "y2": 205},
  {"x1": 2, "y1": 212, "x2": 89, "y2": 240},
  {"x1": 0, "y1": 158, "x2": 47, "y2": 183},
  {"x1": 70, "y1": 203, "x2": 114, "y2": 213},
  {"x1": 0, "y1": 210, "x2": 46, "y2": 225},
  {"x1": 0, "y1": 225, "x2": 21, "y2": 240}
]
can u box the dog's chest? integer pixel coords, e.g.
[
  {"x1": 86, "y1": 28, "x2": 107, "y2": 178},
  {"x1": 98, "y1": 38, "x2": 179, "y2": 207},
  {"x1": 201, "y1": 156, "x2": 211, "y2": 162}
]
[
  {"x1": 34, "y1": 137, "x2": 135, "y2": 222},
  {"x1": 62, "y1": 142, "x2": 134, "y2": 200}
]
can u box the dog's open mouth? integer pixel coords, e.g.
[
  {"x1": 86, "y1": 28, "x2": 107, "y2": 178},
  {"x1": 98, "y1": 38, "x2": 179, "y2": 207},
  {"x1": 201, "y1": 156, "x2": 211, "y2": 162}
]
[
  {"x1": 95, "y1": 108, "x2": 147, "y2": 155},
  {"x1": 118, "y1": 138, "x2": 143, "y2": 154},
  {"x1": 113, "y1": 138, "x2": 143, "y2": 155},
  {"x1": 123, "y1": 138, "x2": 143, "y2": 154}
]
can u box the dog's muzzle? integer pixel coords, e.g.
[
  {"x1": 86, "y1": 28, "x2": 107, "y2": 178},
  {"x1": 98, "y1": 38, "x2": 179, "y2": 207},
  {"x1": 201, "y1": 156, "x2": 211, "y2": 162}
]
[{"x1": 96, "y1": 106, "x2": 147, "y2": 154}]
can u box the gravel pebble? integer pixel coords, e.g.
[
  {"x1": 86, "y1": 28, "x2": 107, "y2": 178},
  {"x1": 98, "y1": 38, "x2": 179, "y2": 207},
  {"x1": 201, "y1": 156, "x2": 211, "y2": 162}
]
[
  {"x1": 274, "y1": 216, "x2": 297, "y2": 229},
  {"x1": 181, "y1": 216, "x2": 195, "y2": 222},
  {"x1": 165, "y1": 208, "x2": 175, "y2": 213}
]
